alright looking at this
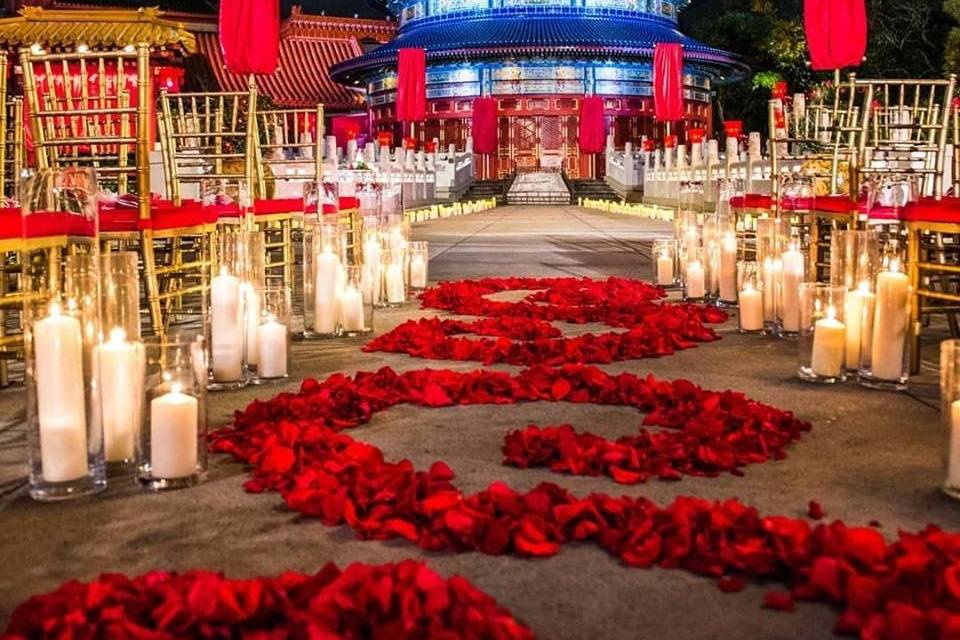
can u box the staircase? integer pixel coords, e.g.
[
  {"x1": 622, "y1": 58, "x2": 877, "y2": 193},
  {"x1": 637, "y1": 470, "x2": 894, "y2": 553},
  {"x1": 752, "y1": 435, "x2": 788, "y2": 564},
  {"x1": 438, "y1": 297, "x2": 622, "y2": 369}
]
[
  {"x1": 569, "y1": 179, "x2": 621, "y2": 203},
  {"x1": 461, "y1": 177, "x2": 514, "y2": 206},
  {"x1": 506, "y1": 172, "x2": 571, "y2": 205}
]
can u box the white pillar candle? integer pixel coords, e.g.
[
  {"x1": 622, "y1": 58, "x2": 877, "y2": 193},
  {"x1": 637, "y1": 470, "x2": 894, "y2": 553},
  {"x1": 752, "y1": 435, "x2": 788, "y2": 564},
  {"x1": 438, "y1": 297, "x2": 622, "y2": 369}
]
[
  {"x1": 409, "y1": 255, "x2": 427, "y2": 289},
  {"x1": 781, "y1": 246, "x2": 805, "y2": 333},
  {"x1": 719, "y1": 234, "x2": 738, "y2": 301},
  {"x1": 149, "y1": 383, "x2": 198, "y2": 479},
  {"x1": 844, "y1": 282, "x2": 876, "y2": 369},
  {"x1": 870, "y1": 267, "x2": 910, "y2": 380},
  {"x1": 34, "y1": 303, "x2": 88, "y2": 482},
  {"x1": 761, "y1": 258, "x2": 777, "y2": 322},
  {"x1": 385, "y1": 263, "x2": 406, "y2": 304},
  {"x1": 656, "y1": 252, "x2": 674, "y2": 286},
  {"x1": 313, "y1": 250, "x2": 339, "y2": 334},
  {"x1": 948, "y1": 400, "x2": 960, "y2": 488},
  {"x1": 210, "y1": 269, "x2": 243, "y2": 382},
  {"x1": 685, "y1": 261, "x2": 706, "y2": 299},
  {"x1": 338, "y1": 286, "x2": 366, "y2": 332},
  {"x1": 256, "y1": 315, "x2": 288, "y2": 378},
  {"x1": 242, "y1": 285, "x2": 261, "y2": 366},
  {"x1": 96, "y1": 328, "x2": 143, "y2": 463},
  {"x1": 738, "y1": 285, "x2": 764, "y2": 331},
  {"x1": 811, "y1": 306, "x2": 846, "y2": 378},
  {"x1": 725, "y1": 137, "x2": 739, "y2": 162}
]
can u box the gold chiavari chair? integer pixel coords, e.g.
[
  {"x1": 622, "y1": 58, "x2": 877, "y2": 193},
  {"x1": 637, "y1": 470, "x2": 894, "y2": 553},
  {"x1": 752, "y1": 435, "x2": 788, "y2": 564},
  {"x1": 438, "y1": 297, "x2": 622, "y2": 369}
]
[
  {"x1": 769, "y1": 76, "x2": 867, "y2": 281},
  {"x1": 252, "y1": 104, "x2": 323, "y2": 288},
  {"x1": 19, "y1": 44, "x2": 168, "y2": 337},
  {"x1": 0, "y1": 51, "x2": 21, "y2": 385},
  {"x1": 157, "y1": 83, "x2": 259, "y2": 328}
]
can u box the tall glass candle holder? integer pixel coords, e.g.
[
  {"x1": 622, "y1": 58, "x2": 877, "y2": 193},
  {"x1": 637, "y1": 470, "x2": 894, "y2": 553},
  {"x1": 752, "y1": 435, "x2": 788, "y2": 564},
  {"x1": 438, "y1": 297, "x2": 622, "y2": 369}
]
[
  {"x1": 717, "y1": 227, "x2": 739, "y2": 305},
  {"x1": 652, "y1": 239, "x2": 678, "y2": 287},
  {"x1": 239, "y1": 232, "x2": 266, "y2": 378},
  {"x1": 859, "y1": 252, "x2": 910, "y2": 391},
  {"x1": 138, "y1": 338, "x2": 207, "y2": 491},
  {"x1": 254, "y1": 286, "x2": 292, "y2": 381},
  {"x1": 304, "y1": 220, "x2": 344, "y2": 338},
  {"x1": 798, "y1": 284, "x2": 847, "y2": 384},
  {"x1": 738, "y1": 261, "x2": 764, "y2": 334},
  {"x1": 830, "y1": 230, "x2": 881, "y2": 290},
  {"x1": 407, "y1": 241, "x2": 429, "y2": 292},
  {"x1": 97, "y1": 252, "x2": 145, "y2": 472},
  {"x1": 360, "y1": 222, "x2": 383, "y2": 305},
  {"x1": 941, "y1": 340, "x2": 960, "y2": 499},
  {"x1": 381, "y1": 248, "x2": 407, "y2": 307},
  {"x1": 701, "y1": 220, "x2": 720, "y2": 301},
  {"x1": 682, "y1": 248, "x2": 707, "y2": 303},
  {"x1": 207, "y1": 232, "x2": 248, "y2": 390},
  {"x1": 778, "y1": 239, "x2": 806, "y2": 337},
  {"x1": 22, "y1": 168, "x2": 106, "y2": 501},
  {"x1": 338, "y1": 266, "x2": 374, "y2": 336},
  {"x1": 676, "y1": 210, "x2": 700, "y2": 271}
]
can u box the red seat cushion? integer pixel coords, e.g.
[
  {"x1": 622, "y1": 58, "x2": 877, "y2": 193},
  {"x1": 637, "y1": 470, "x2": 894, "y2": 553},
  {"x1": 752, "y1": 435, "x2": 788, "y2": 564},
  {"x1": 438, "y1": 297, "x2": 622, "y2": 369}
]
[
  {"x1": 253, "y1": 198, "x2": 302, "y2": 215},
  {"x1": 205, "y1": 202, "x2": 243, "y2": 219},
  {"x1": 0, "y1": 207, "x2": 19, "y2": 239},
  {"x1": 97, "y1": 202, "x2": 141, "y2": 233},
  {"x1": 149, "y1": 202, "x2": 211, "y2": 231},
  {"x1": 730, "y1": 194, "x2": 772, "y2": 210},
  {"x1": 902, "y1": 197, "x2": 960, "y2": 224},
  {"x1": 813, "y1": 195, "x2": 859, "y2": 213},
  {"x1": 0, "y1": 208, "x2": 97, "y2": 239},
  {"x1": 339, "y1": 196, "x2": 360, "y2": 211}
]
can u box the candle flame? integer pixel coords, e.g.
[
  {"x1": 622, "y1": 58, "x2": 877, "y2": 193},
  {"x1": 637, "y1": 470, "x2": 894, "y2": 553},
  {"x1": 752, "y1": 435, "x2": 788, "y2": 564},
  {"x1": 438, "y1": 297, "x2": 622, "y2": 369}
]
[
  {"x1": 857, "y1": 281, "x2": 871, "y2": 294},
  {"x1": 826, "y1": 305, "x2": 837, "y2": 321},
  {"x1": 170, "y1": 382, "x2": 183, "y2": 395},
  {"x1": 48, "y1": 302, "x2": 62, "y2": 317},
  {"x1": 267, "y1": 313, "x2": 278, "y2": 324},
  {"x1": 888, "y1": 257, "x2": 902, "y2": 273},
  {"x1": 109, "y1": 327, "x2": 126, "y2": 343},
  {"x1": 219, "y1": 265, "x2": 229, "y2": 277}
]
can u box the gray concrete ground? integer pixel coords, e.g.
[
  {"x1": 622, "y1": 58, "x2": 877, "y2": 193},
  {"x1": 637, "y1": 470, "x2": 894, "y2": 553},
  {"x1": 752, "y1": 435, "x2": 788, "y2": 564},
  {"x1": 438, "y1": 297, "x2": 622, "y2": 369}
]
[{"x1": 0, "y1": 205, "x2": 955, "y2": 639}]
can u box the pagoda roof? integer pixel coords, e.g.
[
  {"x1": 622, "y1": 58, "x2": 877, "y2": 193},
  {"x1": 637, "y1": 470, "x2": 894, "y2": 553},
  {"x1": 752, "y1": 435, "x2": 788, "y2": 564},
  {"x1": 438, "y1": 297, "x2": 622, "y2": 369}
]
[{"x1": 332, "y1": 10, "x2": 746, "y2": 83}]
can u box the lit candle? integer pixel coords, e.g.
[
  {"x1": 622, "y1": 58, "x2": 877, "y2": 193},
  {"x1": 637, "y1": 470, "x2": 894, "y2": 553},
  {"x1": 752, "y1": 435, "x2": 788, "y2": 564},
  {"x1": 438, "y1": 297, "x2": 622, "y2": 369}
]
[
  {"x1": 338, "y1": 285, "x2": 366, "y2": 332},
  {"x1": 719, "y1": 233, "x2": 738, "y2": 301},
  {"x1": 656, "y1": 251, "x2": 674, "y2": 286},
  {"x1": 870, "y1": 262, "x2": 910, "y2": 380},
  {"x1": 762, "y1": 257, "x2": 779, "y2": 322},
  {"x1": 811, "y1": 305, "x2": 846, "y2": 378},
  {"x1": 210, "y1": 267, "x2": 243, "y2": 382},
  {"x1": 256, "y1": 314, "x2": 288, "y2": 379},
  {"x1": 844, "y1": 282, "x2": 876, "y2": 369},
  {"x1": 948, "y1": 400, "x2": 960, "y2": 488},
  {"x1": 385, "y1": 263, "x2": 406, "y2": 304},
  {"x1": 95, "y1": 328, "x2": 144, "y2": 463},
  {"x1": 242, "y1": 284, "x2": 261, "y2": 367},
  {"x1": 409, "y1": 254, "x2": 428, "y2": 289},
  {"x1": 738, "y1": 284, "x2": 764, "y2": 331},
  {"x1": 781, "y1": 245, "x2": 805, "y2": 333},
  {"x1": 149, "y1": 381, "x2": 198, "y2": 479},
  {"x1": 314, "y1": 250, "x2": 339, "y2": 334},
  {"x1": 34, "y1": 302, "x2": 88, "y2": 482},
  {"x1": 685, "y1": 260, "x2": 706, "y2": 300},
  {"x1": 361, "y1": 238, "x2": 381, "y2": 304}
]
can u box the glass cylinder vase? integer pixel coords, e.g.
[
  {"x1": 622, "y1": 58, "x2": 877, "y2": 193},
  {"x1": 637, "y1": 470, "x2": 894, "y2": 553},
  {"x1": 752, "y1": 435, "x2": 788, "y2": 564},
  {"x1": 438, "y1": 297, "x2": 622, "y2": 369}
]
[
  {"x1": 798, "y1": 283, "x2": 847, "y2": 384},
  {"x1": 941, "y1": 340, "x2": 960, "y2": 499},
  {"x1": 381, "y1": 248, "x2": 407, "y2": 307},
  {"x1": 338, "y1": 266, "x2": 374, "y2": 336},
  {"x1": 138, "y1": 338, "x2": 207, "y2": 491},
  {"x1": 207, "y1": 232, "x2": 249, "y2": 390},
  {"x1": 97, "y1": 251, "x2": 145, "y2": 472},
  {"x1": 859, "y1": 253, "x2": 910, "y2": 391},
  {"x1": 303, "y1": 219, "x2": 344, "y2": 338},
  {"x1": 738, "y1": 261, "x2": 765, "y2": 334},
  {"x1": 778, "y1": 239, "x2": 807, "y2": 337},
  {"x1": 830, "y1": 230, "x2": 881, "y2": 290},
  {"x1": 22, "y1": 167, "x2": 106, "y2": 501},
  {"x1": 682, "y1": 247, "x2": 707, "y2": 303},
  {"x1": 407, "y1": 241, "x2": 429, "y2": 292},
  {"x1": 652, "y1": 239, "x2": 678, "y2": 287}
]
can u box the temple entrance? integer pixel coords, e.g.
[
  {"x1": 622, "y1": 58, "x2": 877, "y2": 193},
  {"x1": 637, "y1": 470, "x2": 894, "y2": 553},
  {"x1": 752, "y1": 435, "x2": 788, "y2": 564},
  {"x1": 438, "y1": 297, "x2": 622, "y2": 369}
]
[
  {"x1": 512, "y1": 116, "x2": 538, "y2": 172},
  {"x1": 499, "y1": 114, "x2": 580, "y2": 177}
]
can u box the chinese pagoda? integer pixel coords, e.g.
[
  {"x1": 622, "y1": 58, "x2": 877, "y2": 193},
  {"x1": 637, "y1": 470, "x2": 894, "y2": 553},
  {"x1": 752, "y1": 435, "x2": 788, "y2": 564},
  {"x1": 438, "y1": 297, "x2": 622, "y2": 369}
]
[{"x1": 331, "y1": 0, "x2": 746, "y2": 179}]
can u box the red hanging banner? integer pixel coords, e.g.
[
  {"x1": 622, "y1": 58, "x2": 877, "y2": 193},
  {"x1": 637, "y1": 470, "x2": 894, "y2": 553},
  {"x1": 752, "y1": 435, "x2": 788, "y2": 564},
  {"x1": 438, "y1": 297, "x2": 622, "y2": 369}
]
[
  {"x1": 397, "y1": 48, "x2": 427, "y2": 123},
  {"x1": 578, "y1": 96, "x2": 607, "y2": 153},
  {"x1": 653, "y1": 43, "x2": 684, "y2": 123},
  {"x1": 804, "y1": 0, "x2": 867, "y2": 71},
  {"x1": 471, "y1": 97, "x2": 498, "y2": 154},
  {"x1": 219, "y1": 0, "x2": 280, "y2": 75}
]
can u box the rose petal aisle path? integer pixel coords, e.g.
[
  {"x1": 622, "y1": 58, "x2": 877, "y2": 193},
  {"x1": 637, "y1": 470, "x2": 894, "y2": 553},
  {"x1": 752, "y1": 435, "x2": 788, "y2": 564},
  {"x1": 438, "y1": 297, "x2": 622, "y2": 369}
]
[{"x1": 0, "y1": 205, "x2": 954, "y2": 639}]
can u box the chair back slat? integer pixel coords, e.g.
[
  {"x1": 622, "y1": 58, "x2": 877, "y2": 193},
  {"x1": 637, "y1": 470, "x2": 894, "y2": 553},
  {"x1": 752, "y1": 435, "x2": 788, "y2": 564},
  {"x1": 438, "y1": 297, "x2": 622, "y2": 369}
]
[{"x1": 253, "y1": 104, "x2": 325, "y2": 197}]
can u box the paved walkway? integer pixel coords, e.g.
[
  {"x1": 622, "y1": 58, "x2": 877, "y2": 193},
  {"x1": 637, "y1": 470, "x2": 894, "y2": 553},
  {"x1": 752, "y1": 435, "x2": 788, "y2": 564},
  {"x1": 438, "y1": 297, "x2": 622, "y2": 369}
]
[{"x1": 0, "y1": 206, "x2": 953, "y2": 639}]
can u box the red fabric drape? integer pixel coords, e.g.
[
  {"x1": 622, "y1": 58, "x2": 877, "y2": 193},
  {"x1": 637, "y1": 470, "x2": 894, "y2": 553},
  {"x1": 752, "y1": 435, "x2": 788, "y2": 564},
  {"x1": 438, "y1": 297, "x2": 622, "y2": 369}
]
[
  {"x1": 219, "y1": 0, "x2": 280, "y2": 75},
  {"x1": 804, "y1": 0, "x2": 867, "y2": 71},
  {"x1": 653, "y1": 43, "x2": 684, "y2": 123},
  {"x1": 397, "y1": 48, "x2": 427, "y2": 123},
  {"x1": 471, "y1": 97, "x2": 498, "y2": 154},
  {"x1": 578, "y1": 96, "x2": 607, "y2": 153}
]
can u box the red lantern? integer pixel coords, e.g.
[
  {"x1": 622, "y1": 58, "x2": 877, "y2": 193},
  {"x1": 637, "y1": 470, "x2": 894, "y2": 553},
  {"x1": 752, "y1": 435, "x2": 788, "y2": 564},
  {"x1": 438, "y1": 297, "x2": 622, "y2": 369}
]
[
  {"x1": 804, "y1": 0, "x2": 867, "y2": 71},
  {"x1": 403, "y1": 137, "x2": 417, "y2": 151},
  {"x1": 772, "y1": 81, "x2": 788, "y2": 99},
  {"x1": 155, "y1": 66, "x2": 184, "y2": 92},
  {"x1": 723, "y1": 120, "x2": 743, "y2": 139},
  {"x1": 377, "y1": 131, "x2": 394, "y2": 147},
  {"x1": 687, "y1": 128, "x2": 705, "y2": 144},
  {"x1": 425, "y1": 141, "x2": 437, "y2": 153},
  {"x1": 642, "y1": 139, "x2": 656, "y2": 152},
  {"x1": 663, "y1": 135, "x2": 678, "y2": 149}
]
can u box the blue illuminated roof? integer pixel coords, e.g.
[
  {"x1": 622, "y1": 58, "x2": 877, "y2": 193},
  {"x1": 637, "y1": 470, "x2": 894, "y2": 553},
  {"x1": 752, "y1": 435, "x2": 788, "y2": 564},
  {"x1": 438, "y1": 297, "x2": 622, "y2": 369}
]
[{"x1": 331, "y1": 10, "x2": 745, "y2": 83}]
